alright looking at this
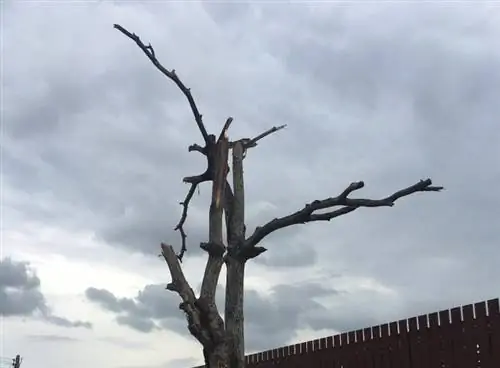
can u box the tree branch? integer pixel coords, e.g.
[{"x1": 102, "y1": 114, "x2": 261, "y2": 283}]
[
  {"x1": 113, "y1": 24, "x2": 209, "y2": 143},
  {"x1": 230, "y1": 124, "x2": 287, "y2": 150},
  {"x1": 160, "y1": 243, "x2": 212, "y2": 346},
  {"x1": 199, "y1": 133, "x2": 229, "y2": 301},
  {"x1": 245, "y1": 179, "x2": 443, "y2": 248},
  {"x1": 174, "y1": 174, "x2": 209, "y2": 261}
]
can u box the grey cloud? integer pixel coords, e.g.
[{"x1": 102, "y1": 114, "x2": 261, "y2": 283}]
[
  {"x1": 43, "y1": 314, "x2": 92, "y2": 329},
  {"x1": 0, "y1": 258, "x2": 45, "y2": 316},
  {"x1": 86, "y1": 285, "x2": 181, "y2": 333},
  {"x1": 26, "y1": 334, "x2": 80, "y2": 343},
  {"x1": 86, "y1": 281, "x2": 343, "y2": 351},
  {"x1": 116, "y1": 314, "x2": 159, "y2": 333},
  {"x1": 0, "y1": 258, "x2": 92, "y2": 329}
]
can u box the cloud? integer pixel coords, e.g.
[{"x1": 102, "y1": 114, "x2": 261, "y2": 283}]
[
  {"x1": 26, "y1": 334, "x2": 80, "y2": 343},
  {"x1": 86, "y1": 281, "x2": 345, "y2": 351},
  {"x1": 86, "y1": 284, "x2": 181, "y2": 333},
  {"x1": 0, "y1": 258, "x2": 91, "y2": 329}
]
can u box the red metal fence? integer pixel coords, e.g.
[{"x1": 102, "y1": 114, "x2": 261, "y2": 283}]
[{"x1": 195, "y1": 297, "x2": 500, "y2": 367}]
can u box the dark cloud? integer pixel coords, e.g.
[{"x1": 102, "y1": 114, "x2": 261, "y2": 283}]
[
  {"x1": 86, "y1": 284, "x2": 181, "y2": 333},
  {"x1": 86, "y1": 281, "x2": 344, "y2": 351},
  {"x1": 0, "y1": 258, "x2": 91, "y2": 329}
]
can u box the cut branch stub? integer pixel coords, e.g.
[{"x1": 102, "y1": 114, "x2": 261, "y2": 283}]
[{"x1": 245, "y1": 179, "x2": 443, "y2": 248}]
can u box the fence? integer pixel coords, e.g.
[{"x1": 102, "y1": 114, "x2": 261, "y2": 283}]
[{"x1": 194, "y1": 297, "x2": 500, "y2": 367}]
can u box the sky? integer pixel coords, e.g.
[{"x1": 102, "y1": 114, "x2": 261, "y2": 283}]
[{"x1": 2, "y1": 1, "x2": 499, "y2": 367}]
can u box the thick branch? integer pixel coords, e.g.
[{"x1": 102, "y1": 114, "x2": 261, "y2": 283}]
[
  {"x1": 228, "y1": 141, "x2": 245, "y2": 247},
  {"x1": 113, "y1": 24, "x2": 209, "y2": 143},
  {"x1": 200, "y1": 134, "x2": 229, "y2": 301},
  {"x1": 245, "y1": 179, "x2": 443, "y2": 248},
  {"x1": 160, "y1": 243, "x2": 211, "y2": 346},
  {"x1": 224, "y1": 180, "x2": 235, "y2": 243}
]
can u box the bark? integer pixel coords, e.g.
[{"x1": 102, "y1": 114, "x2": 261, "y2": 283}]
[
  {"x1": 225, "y1": 258, "x2": 245, "y2": 368},
  {"x1": 225, "y1": 141, "x2": 247, "y2": 368}
]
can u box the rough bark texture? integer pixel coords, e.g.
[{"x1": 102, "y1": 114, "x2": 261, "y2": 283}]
[
  {"x1": 225, "y1": 259, "x2": 245, "y2": 368},
  {"x1": 225, "y1": 141, "x2": 247, "y2": 368},
  {"x1": 113, "y1": 23, "x2": 443, "y2": 368}
]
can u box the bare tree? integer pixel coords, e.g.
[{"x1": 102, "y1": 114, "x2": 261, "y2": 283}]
[{"x1": 113, "y1": 24, "x2": 443, "y2": 368}]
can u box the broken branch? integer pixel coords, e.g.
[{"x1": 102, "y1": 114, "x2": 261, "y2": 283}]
[
  {"x1": 188, "y1": 143, "x2": 207, "y2": 155},
  {"x1": 244, "y1": 124, "x2": 287, "y2": 148},
  {"x1": 245, "y1": 179, "x2": 443, "y2": 248},
  {"x1": 113, "y1": 24, "x2": 210, "y2": 143}
]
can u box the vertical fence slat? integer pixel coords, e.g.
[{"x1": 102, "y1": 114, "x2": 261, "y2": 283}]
[
  {"x1": 389, "y1": 322, "x2": 400, "y2": 368},
  {"x1": 355, "y1": 329, "x2": 364, "y2": 368},
  {"x1": 380, "y1": 323, "x2": 390, "y2": 368},
  {"x1": 408, "y1": 317, "x2": 422, "y2": 368},
  {"x1": 487, "y1": 299, "x2": 500, "y2": 366},
  {"x1": 341, "y1": 332, "x2": 349, "y2": 367},
  {"x1": 426, "y1": 312, "x2": 441, "y2": 368},
  {"x1": 363, "y1": 327, "x2": 374, "y2": 368},
  {"x1": 439, "y1": 308, "x2": 453, "y2": 368},
  {"x1": 474, "y1": 301, "x2": 491, "y2": 368},
  {"x1": 450, "y1": 306, "x2": 465, "y2": 368},
  {"x1": 398, "y1": 319, "x2": 411, "y2": 368},
  {"x1": 333, "y1": 334, "x2": 341, "y2": 368},
  {"x1": 372, "y1": 325, "x2": 382, "y2": 368},
  {"x1": 463, "y1": 304, "x2": 479, "y2": 367}
]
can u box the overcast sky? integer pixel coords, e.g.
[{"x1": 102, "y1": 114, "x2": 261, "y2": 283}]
[{"x1": 2, "y1": 1, "x2": 499, "y2": 368}]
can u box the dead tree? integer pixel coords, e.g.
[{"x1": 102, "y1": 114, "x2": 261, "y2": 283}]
[{"x1": 113, "y1": 24, "x2": 443, "y2": 368}]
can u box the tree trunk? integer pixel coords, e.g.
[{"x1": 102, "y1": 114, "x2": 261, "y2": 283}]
[
  {"x1": 225, "y1": 257, "x2": 246, "y2": 368},
  {"x1": 225, "y1": 140, "x2": 247, "y2": 367},
  {"x1": 204, "y1": 343, "x2": 229, "y2": 368}
]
